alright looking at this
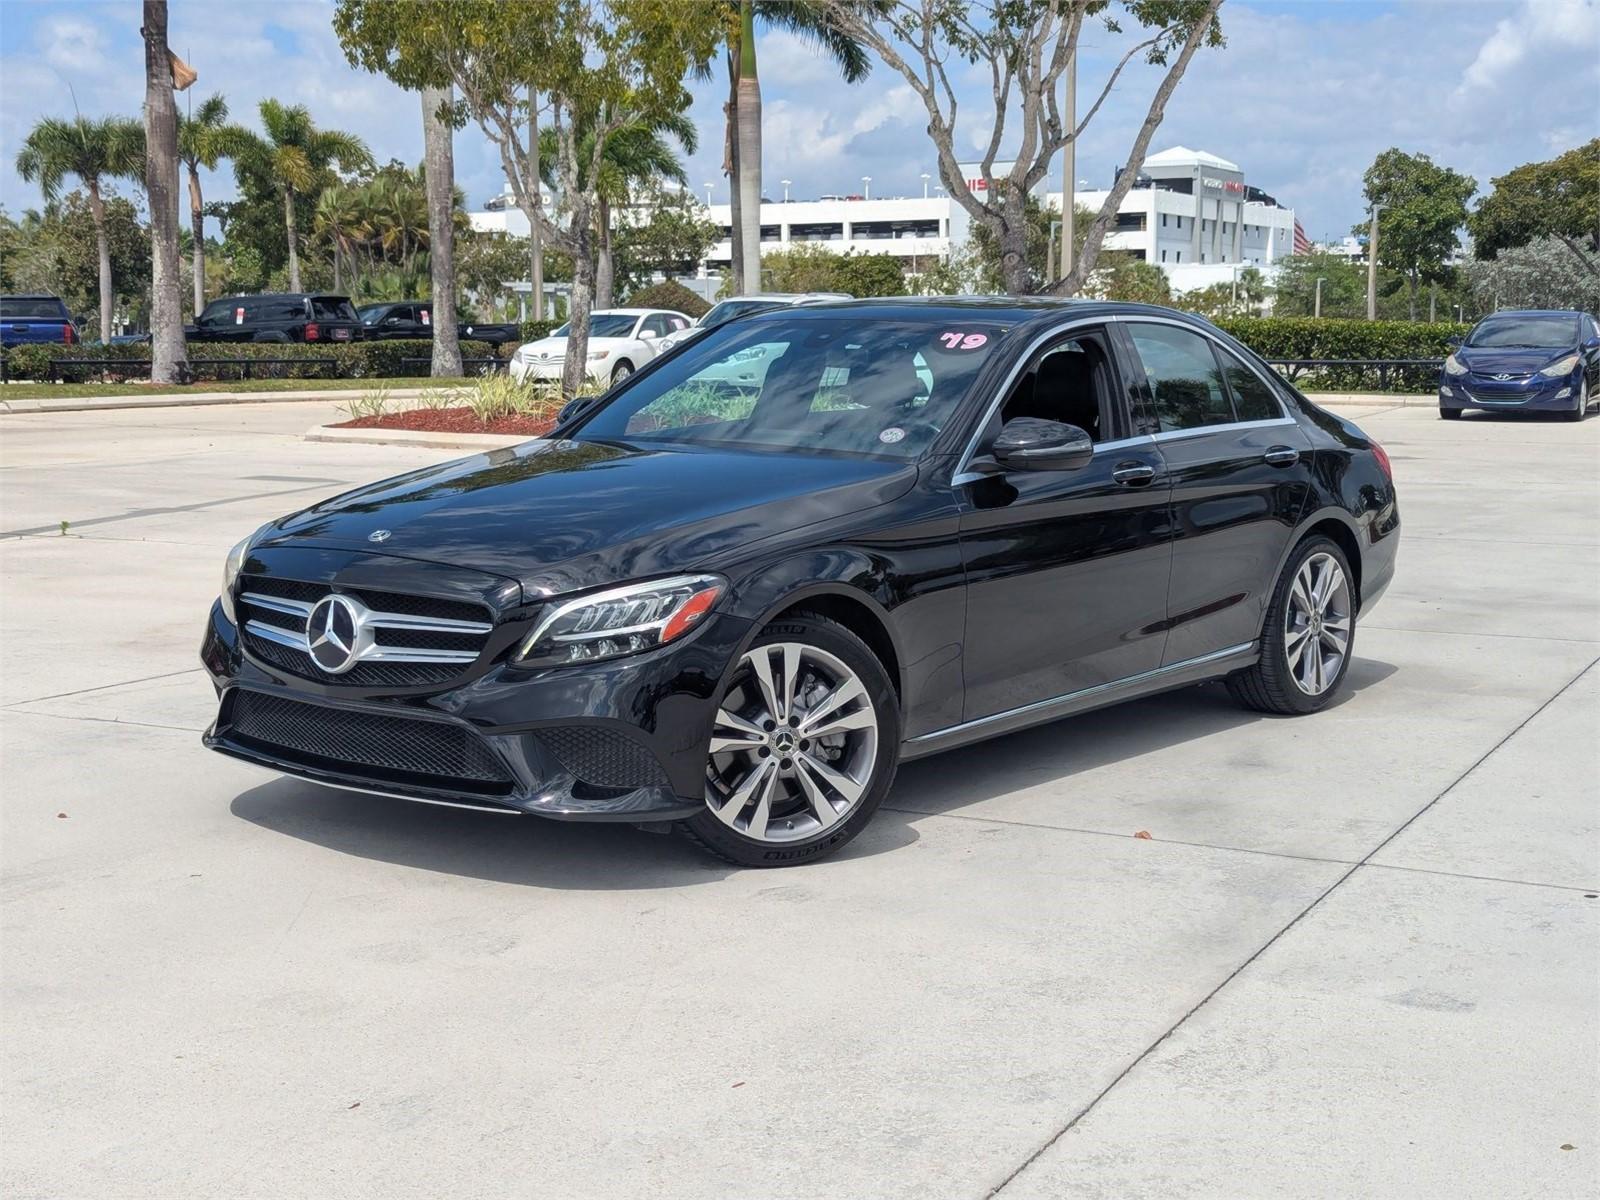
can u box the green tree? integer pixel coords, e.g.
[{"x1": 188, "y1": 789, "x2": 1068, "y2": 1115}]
[
  {"x1": 612, "y1": 180, "x2": 719, "y2": 294},
  {"x1": 821, "y1": 0, "x2": 1225, "y2": 296},
  {"x1": 714, "y1": 1, "x2": 874, "y2": 292},
  {"x1": 1088, "y1": 253, "x2": 1171, "y2": 304},
  {"x1": 1270, "y1": 251, "x2": 1367, "y2": 318},
  {"x1": 234, "y1": 100, "x2": 371, "y2": 293},
  {"x1": 1462, "y1": 236, "x2": 1600, "y2": 314},
  {"x1": 1355, "y1": 148, "x2": 1475, "y2": 321},
  {"x1": 1469, "y1": 140, "x2": 1599, "y2": 282},
  {"x1": 1, "y1": 193, "x2": 151, "y2": 327},
  {"x1": 966, "y1": 195, "x2": 1097, "y2": 293},
  {"x1": 15, "y1": 115, "x2": 145, "y2": 339},
  {"x1": 177, "y1": 95, "x2": 251, "y2": 316}
]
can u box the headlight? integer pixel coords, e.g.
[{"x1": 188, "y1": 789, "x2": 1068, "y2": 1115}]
[
  {"x1": 1443, "y1": 354, "x2": 1468, "y2": 376},
  {"x1": 1539, "y1": 354, "x2": 1580, "y2": 377},
  {"x1": 515, "y1": 574, "x2": 725, "y2": 667},
  {"x1": 219, "y1": 534, "x2": 253, "y2": 622},
  {"x1": 587, "y1": 349, "x2": 610, "y2": 361}
]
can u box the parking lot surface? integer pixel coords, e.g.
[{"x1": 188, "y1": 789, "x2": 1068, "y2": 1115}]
[{"x1": 2, "y1": 399, "x2": 1595, "y2": 1199}]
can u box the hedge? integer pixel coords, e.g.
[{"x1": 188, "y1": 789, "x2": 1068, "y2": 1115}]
[
  {"x1": 1214, "y1": 317, "x2": 1470, "y2": 392},
  {"x1": 624, "y1": 280, "x2": 711, "y2": 318},
  {"x1": 517, "y1": 319, "x2": 558, "y2": 344},
  {"x1": 3, "y1": 338, "x2": 498, "y2": 383}
]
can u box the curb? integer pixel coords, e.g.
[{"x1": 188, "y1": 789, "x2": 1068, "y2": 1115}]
[
  {"x1": 305, "y1": 424, "x2": 529, "y2": 451},
  {"x1": 1310, "y1": 394, "x2": 1436, "y2": 408},
  {"x1": 0, "y1": 387, "x2": 435, "y2": 416}
]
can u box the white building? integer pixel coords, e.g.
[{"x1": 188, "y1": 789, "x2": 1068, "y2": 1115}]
[{"x1": 465, "y1": 145, "x2": 1299, "y2": 294}]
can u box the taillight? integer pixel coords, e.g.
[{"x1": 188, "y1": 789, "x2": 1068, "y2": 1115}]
[
  {"x1": 1370, "y1": 439, "x2": 1393, "y2": 482},
  {"x1": 63, "y1": 323, "x2": 76, "y2": 344},
  {"x1": 304, "y1": 321, "x2": 320, "y2": 341}
]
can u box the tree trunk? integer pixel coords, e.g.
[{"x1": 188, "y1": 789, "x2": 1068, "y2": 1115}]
[
  {"x1": 87, "y1": 180, "x2": 114, "y2": 341},
  {"x1": 560, "y1": 222, "x2": 596, "y2": 400},
  {"x1": 725, "y1": 56, "x2": 743, "y2": 293},
  {"x1": 331, "y1": 241, "x2": 342, "y2": 291},
  {"x1": 1407, "y1": 269, "x2": 1417, "y2": 322},
  {"x1": 187, "y1": 166, "x2": 206, "y2": 317},
  {"x1": 528, "y1": 87, "x2": 544, "y2": 321},
  {"x1": 283, "y1": 188, "x2": 302, "y2": 292},
  {"x1": 143, "y1": 2, "x2": 186, "y2": 383},
  {"x1": 735, "y1": 1, "x2": 762, "y2": 293},
  {"x1": 998, "y1": 190, "x2": 1030, "y2": 295},
  {"x1": 421, "y1": 83, "x2": 462, "y2": 377},
  {"x1": 595, "y1": 195, "x2": 615, "y2": 308}
]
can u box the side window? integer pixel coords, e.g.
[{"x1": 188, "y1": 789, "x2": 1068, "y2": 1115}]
[
  {"x1": 998, "y1": 333, "x2": 1110, "y2": 441},
  {"x1": 1215, "y1": 345, "x2": 1282, "y2": 421},
  {"x1": 1126, "y1": 323, "x2": 1233, "y2": 432},
  {"x1": 642, "y1": 314, "x2": 672, "y2": 338},
  {"x1": 199, "y1": 301, "x2": 230, "y2": 326}
]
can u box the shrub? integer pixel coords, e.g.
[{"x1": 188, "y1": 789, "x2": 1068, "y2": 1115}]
[
  {"x1": 1214, "y1": 317, "x2": 1471, "y2": 392},
  {"x1": 518, "y1": 319, "x2": 558, "y2": 344},
  {"x1": 3, "y1": 339, "x2": 502, "y2": 383},
  {"x1": 624, "y1": 280, "x2": 710, "y2": 317},
  {"x1": 356, "y1": 338, "x2": 495, "y2": 377}
]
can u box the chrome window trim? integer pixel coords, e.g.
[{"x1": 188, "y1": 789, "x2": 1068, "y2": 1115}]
[{"x1": 952, "y1": 312, "x2": 1298, "y2": 484}]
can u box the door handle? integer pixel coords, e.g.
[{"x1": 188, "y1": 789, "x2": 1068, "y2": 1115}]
[
  {"x1": 1263, "y1": 446, "x2": 1300, "y2": 467},
  {"x1": 1112, "y1": 462, "x2": 1157, "y2": 486}
]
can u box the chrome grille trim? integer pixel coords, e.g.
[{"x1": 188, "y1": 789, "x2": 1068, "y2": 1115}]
[
  {"x1": 242, "y1": 619, "x2": 480, "y2": 664},
  {"x1": 240, "y1": 591, "x2": 490, "y2": 636}
]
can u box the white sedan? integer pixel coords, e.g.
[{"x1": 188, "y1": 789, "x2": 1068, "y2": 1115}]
[{"x1": 509, "y1": 308, "x2": 692, "y2": 385}]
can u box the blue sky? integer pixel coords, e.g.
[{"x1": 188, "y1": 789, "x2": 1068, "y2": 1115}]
[{"x1": 1, "y1": 0, "x2": 1596, "y2": 243}]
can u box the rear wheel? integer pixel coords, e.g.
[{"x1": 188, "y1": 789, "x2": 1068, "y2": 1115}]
[
  {"x1": 1227, "y1": 536, "x2": 1355, "y2": 716},
  {"x1": 681, "y1": 615, "x2": 900, "y2": 867}
]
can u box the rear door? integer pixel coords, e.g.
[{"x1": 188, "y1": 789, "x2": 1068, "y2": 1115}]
[
  {"x1": 956, "y1": 324, "x2": 1174, "y2": 720},
  {"x1": 1118, "y1": 319, "x2": 1314, "y2": 665}
]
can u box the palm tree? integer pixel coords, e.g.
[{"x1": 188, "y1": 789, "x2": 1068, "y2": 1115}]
[
  {"x1": 311, "y1": 184, "x2": 366, "y2": 291},
  {"x1": 717, "y1": 2, "x2": 873, "y2": 292},
  {"x1": 542, "y1": 112, "x2": 697, "y2": 307},
  {"x1": 177, "y1": 94, "x2": 249, "y2": 316},
  {"x1": 236, "y1": 100, "x2": 371, "y2": 292},
  {"x1": 15, "y1": 115, "x2": 144, "y2": 339}
]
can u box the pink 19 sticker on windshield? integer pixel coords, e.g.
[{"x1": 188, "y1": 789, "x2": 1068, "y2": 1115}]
[{"x1": 937, "y1": 331, "x2": 988, "y2": 351}]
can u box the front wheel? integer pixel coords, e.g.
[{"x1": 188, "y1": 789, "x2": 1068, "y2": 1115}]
[
  {"x1": 681, "y1": 615, "x2": 900, "y2": 867},
  {"x1": 1227, "y1": 536, "x2": 1356, "y2": 716},
  {"x1": 610, "y1": 361, "x2": 634, "y2": 385},
  {"x1": 1562, "y1": 377, "x2": 1587, "y2": 422}
]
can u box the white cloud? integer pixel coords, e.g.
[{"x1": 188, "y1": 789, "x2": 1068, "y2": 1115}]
[
  {"x1": 37, "y1": 14, "x2": 108, "y2": 73},
  {"x1": 1460, "y1": 0, "x2": 1600, "y2": 92}
]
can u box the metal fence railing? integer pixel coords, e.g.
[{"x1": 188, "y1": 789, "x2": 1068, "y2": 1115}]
[
  {"x1": 399, "y1": 356, "x2": 507, "y2": 374},
  {"x1": 45, "y1": 357, "x2": 348, "y2": 384},
  {"x1": 1264, "y1": 357, "x2": 1444, "y2": 393}
]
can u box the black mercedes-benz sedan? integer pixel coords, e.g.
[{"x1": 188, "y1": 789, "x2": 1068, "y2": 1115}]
[{"x1": 202, "y1": 299, "x2": 1399, "y2": 866}]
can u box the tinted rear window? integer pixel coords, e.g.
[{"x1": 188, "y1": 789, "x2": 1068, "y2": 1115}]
[
  {"x1": 2, "y1": 298, "x2": 69, "y2": 320},
  {"x1": 311, "y1": 297, "x2": 358, "y2": 321}
]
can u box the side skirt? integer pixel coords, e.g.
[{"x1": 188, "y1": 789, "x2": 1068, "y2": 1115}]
[{"x1": 900, "y1": 642, "x2": 1258, "y2": 761}]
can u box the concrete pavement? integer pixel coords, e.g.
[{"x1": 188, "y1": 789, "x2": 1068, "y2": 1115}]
[{"x1": 1, "y1": 399, "x2": 1596, "y2": 1198}]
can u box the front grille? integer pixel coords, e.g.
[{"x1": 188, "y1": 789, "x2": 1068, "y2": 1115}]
[
  {"x1": 227, "y1": 690, "x2": 512, "y2": 791},
  {"x1": 1464, "y1": 389, "x2": 1530, "y2": 405},
  {"x1": 236, "y1": 574, "x2": 493, "y2": 688},
  {"x1": 539, "y1": 726, "x2": 667, "y2": 790}
]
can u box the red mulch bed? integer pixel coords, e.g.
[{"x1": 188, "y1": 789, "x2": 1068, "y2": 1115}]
[{"x1": 332, "y1": 406, "x2": 556, "y2": 437}]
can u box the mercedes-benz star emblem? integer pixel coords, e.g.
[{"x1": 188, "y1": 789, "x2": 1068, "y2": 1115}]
[
  {"x1": 368, "y1": 529, "x2": 391, "y2": 543},
  {"x1": 307, "y1": 594, "x2": 363, "y2": 674}
]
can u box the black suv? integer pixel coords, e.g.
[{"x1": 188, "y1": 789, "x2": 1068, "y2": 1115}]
[
  {"x1": 203, "y1": 299, "x2": 1399, "y2": 867},
  {"x1": 357, "y1": 301, "x2": 435, "y2": 340},
  {"x1": 189, "y1": 294, "x2": 363, "y2": 344}
]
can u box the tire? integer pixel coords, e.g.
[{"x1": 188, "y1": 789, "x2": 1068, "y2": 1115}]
[
  {"x1": 1226, "y1": 535, "x2": 1356, "y2": 716},
  {"x1": 1562, "y1": 377, "x2": 1587, "y2": 422},
  {"x1": 611, "y1": 360, "x2": 634, "y2": 385},
  {"x1": 1439, "y1": 406, "x2": 1462, "y2": 420},
  {"x1": 681, "y1": 613, "x2": 901, "y2": 867}
]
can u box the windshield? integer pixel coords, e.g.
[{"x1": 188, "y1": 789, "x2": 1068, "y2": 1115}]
[
  {"x1": 553, "y1": 314, "x2": 638, "y2": 339},
  {"x1": 570, "y1": 316, "x2": 1009, "y2": 459},
  {"x1": 2, "y1": 298, "x2": 68, "y2": 319},
  {"x1": 1467, "y1": 314, "x2": 1577, "y2": 349},
  {"x1": 701, "y1": 299, "x2": 785, "y2": 329},
  {"x1": 357, "y1": 304, "x2": 389, "y2": 323}
]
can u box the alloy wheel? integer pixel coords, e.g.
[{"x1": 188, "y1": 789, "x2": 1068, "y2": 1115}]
[
  {"x1": 1285, "y1": 551, "x2": 1352, "y2": 696},
  {"x1": 706, "y1": 642, "x2": 879, "y2": 843}
]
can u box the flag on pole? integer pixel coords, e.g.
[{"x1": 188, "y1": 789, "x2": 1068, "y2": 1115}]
[{"x1": 1293, "y1": 219, "x2": 1311, "y2": 256}]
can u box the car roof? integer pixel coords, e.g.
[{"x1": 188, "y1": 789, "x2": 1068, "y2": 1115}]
[
  {"x1": 594, "y1": 308, "x2": 681, "y2": 317},
  {"x1": 731, "y1": 295, "x2": 1217, "y2": 333},
  {"x1": 1475, "y1": 309, "x2": 1581, "y2": 319}
]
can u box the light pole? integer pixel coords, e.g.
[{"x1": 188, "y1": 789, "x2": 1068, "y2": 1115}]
[
  {"x1": 704, "y1": 182, "x2": 714, "y2": 207},
  {"x1": 1046, "y1": 219, "x2": 1062, "y2": 283},
  {"x1": 862, "y1": 175, "x2": 872, "y2": 200},
  {"x1": 781, "y1": 178, "x2": 791, "y2": 202},
  {"x1": 1314, "y1": 276, "x2": 1326, "y2": 319},
  {"x1": 1365, "y1": 203, "x2": 1387, "y2": 321},
  {"x1": 1060, "y1": 46, "x2": 1077, "y2": 285},
  {"x1": 921, "y1": 172, "x2": 930, "y2": 199}
]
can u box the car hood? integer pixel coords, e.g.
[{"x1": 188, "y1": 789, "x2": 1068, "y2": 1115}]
[
  {"x1": 1457, "y1": 346, "x2": 1573, "y2": 375},
  {"x1": 519, "y1": 335, "x2": 633, "y2": 355},
  {"x1": 260, "y1": 439, "x2": 915, "y2": 601}
]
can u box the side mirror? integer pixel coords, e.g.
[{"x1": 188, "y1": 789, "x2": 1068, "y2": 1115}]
[
  {"x1": 383, "y1": 316, "x2": 404, "y2": 326},
  {"x1": 640, "y1": 329, "x2": 658, "y2": 340},
  {"x1": 558, "y1": 396, "x2": 599, "y2": 424},
  {"x1": 1584, "y1": 334, "x2": 1600, "y2": 350},
  {"x1": 992, "y1": 417, "x2": 1094, "y2": 472},
  {"x1": 1445, "y1": 335, "x2": 1463, "y2": 350}
]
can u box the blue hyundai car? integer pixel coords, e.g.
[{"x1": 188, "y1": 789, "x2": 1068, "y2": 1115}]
[{"x1": 1440, "y1": 309, "x2": 1600, "y2": 421}]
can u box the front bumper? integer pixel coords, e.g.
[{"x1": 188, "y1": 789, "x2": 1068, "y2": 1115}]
[
  {"x1": 1439, "y1": 374, "x2": 1578, "y2": 412},
  {"x1": 508, "y1": 358, "x2": 564, "y2": 382},
  {"x1": 201, "y1": 599, "x2": 752, "y2": 822}
]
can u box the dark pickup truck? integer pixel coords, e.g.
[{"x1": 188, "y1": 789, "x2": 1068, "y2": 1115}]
[
  {"x1": 357, "y1": 300, "x2": 520, "y2": 346},
  {"x1": 188, "y1": 294, "x2": 363, "y2": 344},
  {"x1": 2, "y1": 296, "x2": 79, "y2": 347}
]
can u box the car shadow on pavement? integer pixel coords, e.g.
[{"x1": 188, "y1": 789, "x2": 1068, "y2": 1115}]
[
  {"x1": 230, "y1": 660, "x2": 1393, "y2": 884},
  {"x1": 878, "y1": 659, "x2": 1398, "y2": 828}
]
